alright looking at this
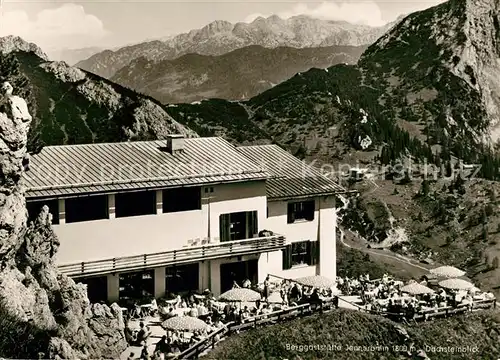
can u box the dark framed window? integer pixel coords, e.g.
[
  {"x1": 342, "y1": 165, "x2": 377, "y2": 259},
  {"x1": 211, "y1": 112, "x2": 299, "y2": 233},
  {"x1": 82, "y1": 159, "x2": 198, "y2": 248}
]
[
  {"x1": 163, "y1": 187, "x2": 201, "y2": 213},
  {"x1": 287, "y1": 200, "x2": 315, "y2": 223},
  {"x1": 282, "y1": 240, "x2": 319, "y2": 270},
  {"x1": 78, "y1": 276, "x2": 108, "y2": 303},
  {"x1": 26, "y1": 199, "x2": 60, "y2": 224},
  {"x1": 219, "y1": 211, "x2": 258, "y2": 242},
  {"x1": 65, "y1": 195, "x2": 108, "y2": 223},
  {"x1": 119, "y1": 270, "x2": 154, "y2": 304},
  {"x1": 291, "y1": 241, "x2": 309, "y2": 266},
  {"x1": 165, "y1": 263, "x2": 199, "y2": 294},
  {"x1": 115, "y1": 190, "x2": 156, "y2": 218}
]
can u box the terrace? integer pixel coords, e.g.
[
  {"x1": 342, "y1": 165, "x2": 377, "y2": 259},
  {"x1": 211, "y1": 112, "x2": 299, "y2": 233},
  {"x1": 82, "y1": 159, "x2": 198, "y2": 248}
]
[{"x1": 58, "y1": 234, "x2": 285, "y2": 278}]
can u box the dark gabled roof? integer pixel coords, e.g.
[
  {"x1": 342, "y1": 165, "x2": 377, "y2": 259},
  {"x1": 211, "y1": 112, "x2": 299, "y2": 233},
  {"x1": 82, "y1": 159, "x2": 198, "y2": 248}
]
[
  {"x1": 25, "y1": 137, "x2": 267, "y2": 199},
  {"x1": 236, "y1": 144, "x2": 346, "y2": 200}
]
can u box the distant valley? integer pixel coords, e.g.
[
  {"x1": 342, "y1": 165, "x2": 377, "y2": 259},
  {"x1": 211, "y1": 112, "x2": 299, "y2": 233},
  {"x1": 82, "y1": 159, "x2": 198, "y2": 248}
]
[{"x1": 111, "y1": 44, "x2": 366, "y2": 103}]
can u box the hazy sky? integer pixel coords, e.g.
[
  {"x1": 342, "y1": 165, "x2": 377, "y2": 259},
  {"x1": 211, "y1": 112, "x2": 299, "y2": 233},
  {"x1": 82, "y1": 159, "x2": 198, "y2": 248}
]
[{"x1": 0, "y1": 0, "x2": 445, "y2": 51}]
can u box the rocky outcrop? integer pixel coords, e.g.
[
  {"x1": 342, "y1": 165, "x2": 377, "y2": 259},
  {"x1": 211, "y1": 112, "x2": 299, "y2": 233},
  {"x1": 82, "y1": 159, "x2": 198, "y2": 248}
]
[
  {"x1": 0, "y1": 81, "x2": 126, "y2": 359},
  {"x1": 0, "y1": 36, "x2": 49, "y2": 61}
]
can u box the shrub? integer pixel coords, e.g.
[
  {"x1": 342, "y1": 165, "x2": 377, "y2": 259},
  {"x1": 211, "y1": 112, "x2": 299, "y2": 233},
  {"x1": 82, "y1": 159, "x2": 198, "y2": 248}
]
[{"x1": 0, "y1": 304, "x2": 54, "y2": 358}]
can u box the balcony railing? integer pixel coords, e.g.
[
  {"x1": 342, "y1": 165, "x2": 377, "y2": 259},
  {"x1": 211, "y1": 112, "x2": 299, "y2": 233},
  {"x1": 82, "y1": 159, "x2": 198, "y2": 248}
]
[{"x1": 58, "y1": 234, "x2": 285, "y2": 278}]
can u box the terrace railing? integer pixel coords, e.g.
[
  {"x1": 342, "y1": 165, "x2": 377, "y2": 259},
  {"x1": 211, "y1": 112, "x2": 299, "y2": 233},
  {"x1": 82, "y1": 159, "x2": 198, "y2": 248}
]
[
  {"x1": 175, "y1": 303, "x2": 313, "y2": 359},
  {"x1": 58, "y1": 234, "x2": 285, "y2": 278}
]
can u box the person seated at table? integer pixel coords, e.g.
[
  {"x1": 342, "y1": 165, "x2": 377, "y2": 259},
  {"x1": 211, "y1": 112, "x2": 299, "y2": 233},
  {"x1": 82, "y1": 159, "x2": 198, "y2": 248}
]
[
  {"x1": 154, "y1": 335, "x2": 170, "y2": 355},
  {"x1": 242, "y1": 278, "x2": 251, "y2": 288},
  {"x1": 240, "y1": 306, "x2": 251, "y2": 321},
  {"x1": 189, "y1": 306, "x2": 198, "y2": 317},
  {"x1": 197, "y1": 302, "x2": 209, "y2": 319},
  {"x1": 136, "y1": 322, "x2": 151, "y2": 346},
  {"x1": 130, "y1": 302, "x2": 142, "y2": 319},
  {"x1": 223, "y1": 303, "x2": 231, "y2": 318},
  {"x1": 214, "y1": 317, "x2": 224, "y2": 328},
  {"x1": 309, "y1": 289, "x2": 322, "y2": 308}
]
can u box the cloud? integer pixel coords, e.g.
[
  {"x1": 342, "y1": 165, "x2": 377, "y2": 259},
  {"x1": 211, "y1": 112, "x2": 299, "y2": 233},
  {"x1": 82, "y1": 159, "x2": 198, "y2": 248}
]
[
  {"x1": 0, "y1": 4, "x2": 108, "y2": 50},
  {"x1": 244, "y1": 1, "x2": 386, "y2": 27}
]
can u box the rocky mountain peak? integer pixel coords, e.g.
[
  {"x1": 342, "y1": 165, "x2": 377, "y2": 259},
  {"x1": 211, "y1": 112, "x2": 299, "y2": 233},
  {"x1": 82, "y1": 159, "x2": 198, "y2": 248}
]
[
  {"x1": 0, "y1": 36, "x2": 49, "y2": 61},
  {"x1": 0, "y1": 81, "x2": 126, "y2": 358},
  {"x1": 361, "y1": 0, "x2": 500, "y2": 144},
  {"x1": 200, "y1": 20, "x2": 234, "y2": 35}
]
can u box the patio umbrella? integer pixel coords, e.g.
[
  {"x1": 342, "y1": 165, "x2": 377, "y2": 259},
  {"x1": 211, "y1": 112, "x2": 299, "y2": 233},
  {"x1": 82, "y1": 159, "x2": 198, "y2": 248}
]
[
  {"x1": 438, "y1": 278, "x2": 474, "y2": 290},
  {"x1": 219, "y1": 288, "x2": 261, "y2": 302},
  {"x1": 400, "y1": 283, "x2": 435, "y2": 295},
  {"x1": 161, "y1": 316, "x2": 209, "y2": 331},
  {"x1": 267, "y1": 291, "x2": 283, "y2": 304},
  {"x1": 295, "y1": 275, "x2": 336, "y2": 289},
  {"x1": 430, "y1": 266, "x2": 465, "y2": 278}
]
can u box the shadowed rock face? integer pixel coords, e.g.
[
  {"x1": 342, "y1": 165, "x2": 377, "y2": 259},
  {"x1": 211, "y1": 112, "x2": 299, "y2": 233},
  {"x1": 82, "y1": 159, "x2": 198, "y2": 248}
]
[{"x1": 0, "y1": 81, "x2": 127, "y2": 359}]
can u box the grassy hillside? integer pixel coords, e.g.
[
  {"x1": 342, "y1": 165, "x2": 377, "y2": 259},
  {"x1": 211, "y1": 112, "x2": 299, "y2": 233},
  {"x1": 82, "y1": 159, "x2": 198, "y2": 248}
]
[{"x1": 204, "y1": 309, "x2": 500, "y2": 360}]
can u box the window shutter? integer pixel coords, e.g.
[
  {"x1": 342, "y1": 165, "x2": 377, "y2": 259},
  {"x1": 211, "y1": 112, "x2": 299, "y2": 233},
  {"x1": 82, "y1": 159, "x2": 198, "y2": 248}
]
[
  {"x1": 287, "y1": 203, "x2": 295, "y2": 224},
  {"x1": 307, "y1": 241, "x2": 314, "y2": 265},
  {"x1": 309, "y1": 240, "x2": 320, "y2": 265},
  {"x1": 306, "y1": 200, "x2": 315, "y2": 221},
  {"x1": 219, "y1": 214, "x2": 231, "y2": 242},
  {"x1": 251, "y1": 211, "x2": 258, "y2": 236},
  {"x1": 282, "y1": 245, "x2": 292, "y2": 270}
]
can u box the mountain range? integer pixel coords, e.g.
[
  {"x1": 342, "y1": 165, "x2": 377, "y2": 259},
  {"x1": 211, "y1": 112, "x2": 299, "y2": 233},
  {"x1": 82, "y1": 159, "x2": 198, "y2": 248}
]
[
  {"x1": 76, "y1": 15, "x2": 400, "y2": 79},
  {"x1": 111, "y1": 44, "x2": 366, "y2": 103}
]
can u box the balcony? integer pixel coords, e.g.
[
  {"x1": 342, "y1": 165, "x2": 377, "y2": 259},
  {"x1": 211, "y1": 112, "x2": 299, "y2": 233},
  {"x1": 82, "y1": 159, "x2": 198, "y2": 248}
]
[{"x1": 58, "y1": 234, "x2": 286, "y2": 278}]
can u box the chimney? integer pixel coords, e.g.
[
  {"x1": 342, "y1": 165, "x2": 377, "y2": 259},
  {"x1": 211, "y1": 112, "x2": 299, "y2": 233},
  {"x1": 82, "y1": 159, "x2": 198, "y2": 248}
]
[{"x1": 166, "y1": 134, "x2": 185, "y2": 154}]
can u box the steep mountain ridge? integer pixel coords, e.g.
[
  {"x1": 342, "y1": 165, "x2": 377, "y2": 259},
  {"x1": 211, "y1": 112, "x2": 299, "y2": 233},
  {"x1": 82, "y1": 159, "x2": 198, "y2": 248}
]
[
  {"x1": 0, "y1": 36, "x2": 49, "y2": 61},
  {"x1": 111, "y1": 44, "x2": 366, "y2": 103},
  {"x1": 0, "y1": 37, "x2": 196, "y2": 148},
  {"x1": 76, "y1": 15, "x2": 397, "y2": 78},
  {"x1": 361, "y1": 0, "x2": 500, "y2": 144}
]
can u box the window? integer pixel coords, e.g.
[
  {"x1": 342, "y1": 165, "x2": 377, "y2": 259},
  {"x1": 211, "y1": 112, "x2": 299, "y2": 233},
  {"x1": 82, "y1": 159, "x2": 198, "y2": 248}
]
[
  {"x1": 219, "y1": 211, "x2": 258, "y2": 242},
  {"x1": 282, "y1": 240, "x2": 319, "y2": 269},
  {"x1": 163, "y1": 187, "x2": 201, "y2": 213},
  {"x1": 26, "y1": 199, "x2": 59, "y2": 224},
  {"x1": 78, "y1": 276, "x2": 108, "y2": 303},
  {"x1": 291, "y1": 241, "x2": 309, "y2": 265},
  {"x1": 287, "y1": 200, "x2": 315, "y2": 223},
  {"x1": 165, "y1": 263, "x2": 199, "y2": 294},
  {"x1": 65, "y1": 195, "x2": 108, "y2": 223},
  {"x1": 119, "y1": 270, "x2": 154, "y2": 303},
  {"x1": 115, "y1": 190, "x2": 156, "y2": 218}
]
